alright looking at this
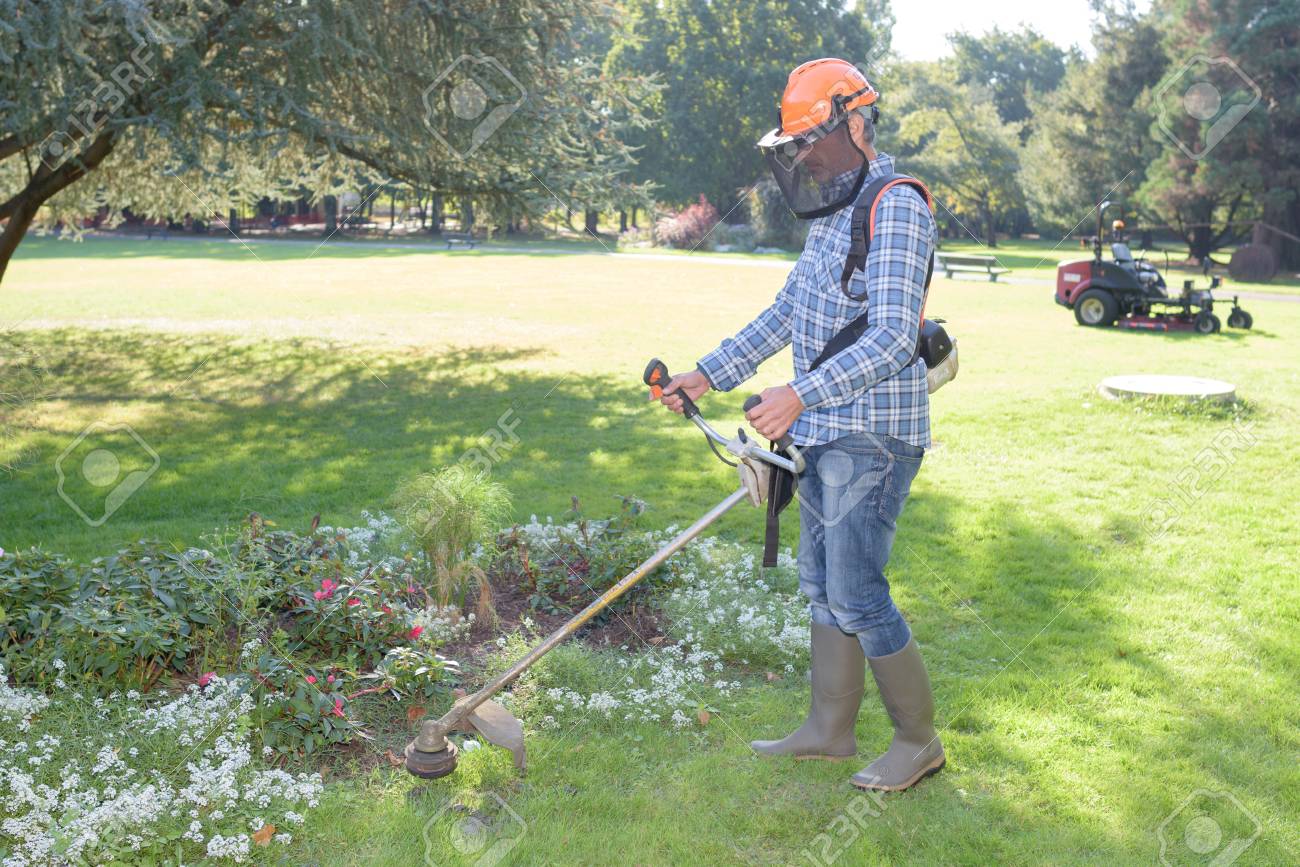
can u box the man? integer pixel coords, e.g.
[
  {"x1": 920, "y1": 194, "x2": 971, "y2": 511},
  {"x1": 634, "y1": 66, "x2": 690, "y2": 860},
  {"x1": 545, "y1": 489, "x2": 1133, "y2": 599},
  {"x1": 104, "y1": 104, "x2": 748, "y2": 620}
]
[{"x1": 658, "y1": 58, "x2": 943, "y2": 792}]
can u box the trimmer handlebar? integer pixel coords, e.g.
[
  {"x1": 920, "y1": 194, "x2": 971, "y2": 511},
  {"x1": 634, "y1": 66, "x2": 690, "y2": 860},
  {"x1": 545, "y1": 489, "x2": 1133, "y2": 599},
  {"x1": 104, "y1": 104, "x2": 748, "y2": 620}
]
[
  {"x1": 645, "y1": 357, "x2": 803, "y2": 474},
  {"x1": 742, "y1": 394, "x2": 796, "y2": 455}
]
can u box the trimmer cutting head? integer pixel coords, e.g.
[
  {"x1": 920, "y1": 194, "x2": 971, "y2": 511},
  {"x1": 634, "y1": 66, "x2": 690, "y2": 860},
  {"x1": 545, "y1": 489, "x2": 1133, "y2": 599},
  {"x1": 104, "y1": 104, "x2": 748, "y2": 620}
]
[
  {"x1": 405, "y1": 739, "x2": 459, "y2": 779},
  {"x1": 404, "y1": 697, "x2": 525, "y2": 781}
]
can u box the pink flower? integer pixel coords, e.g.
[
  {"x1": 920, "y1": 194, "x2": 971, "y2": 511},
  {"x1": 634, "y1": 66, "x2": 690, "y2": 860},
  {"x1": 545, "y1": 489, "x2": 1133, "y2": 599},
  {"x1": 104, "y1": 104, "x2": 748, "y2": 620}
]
[
  {"x1": 327, "y1": 674, "x2": 335, "y2": 684},
  {"x1": 407, "y1": 585, "x2": 416, "y2": 593},
  {"x1": 331, "y1": 698, "x2": 345, "y2": 718},
  {"x1": 408, "y1": 625, "x2": 424, "y2": 641},
  {"x1": 197, "y1": 672, "x2": 215, "y2": 687},
  {"x1": 381, "y1": 605, "x2": 392, "y2": 616},
  {"x1": 306, "y1": 675, "x2": 317, "y2": 684},
  {"x1": 347, "y1": 598, "x2": 360, "y2": 606},
  {"x1": 313, "y1": 590, "x2": 327, "y2": 600}
]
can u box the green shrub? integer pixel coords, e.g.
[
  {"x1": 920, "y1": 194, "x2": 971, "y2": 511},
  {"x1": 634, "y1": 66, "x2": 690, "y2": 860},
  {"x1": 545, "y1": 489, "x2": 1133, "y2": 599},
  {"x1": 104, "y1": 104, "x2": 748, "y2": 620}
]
[
  {"x1": 492, "y1": 496, "x2": 669, "y2": 617},
  {"x1": 282, "y1": 571, "x2": 421, "y2": 668},
  {"x1": 710, "y1": 222, "x2": 758, "y2": 252},
  {"x1": 360, "y1": 645, "x2": 461, "y2": 704},
  {"x1": 0, "y1": 543, "x2": 222, "y2": 689},
  {"x1": 237, "y1": 640, "x2": 361, "y2": 755}
]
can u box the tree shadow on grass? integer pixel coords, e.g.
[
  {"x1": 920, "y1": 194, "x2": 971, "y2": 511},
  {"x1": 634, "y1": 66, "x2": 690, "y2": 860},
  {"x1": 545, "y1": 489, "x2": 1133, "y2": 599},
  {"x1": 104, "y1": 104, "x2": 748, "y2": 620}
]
[{"x1": 1, "y1": 327, "x2": 750, "y2": 557}]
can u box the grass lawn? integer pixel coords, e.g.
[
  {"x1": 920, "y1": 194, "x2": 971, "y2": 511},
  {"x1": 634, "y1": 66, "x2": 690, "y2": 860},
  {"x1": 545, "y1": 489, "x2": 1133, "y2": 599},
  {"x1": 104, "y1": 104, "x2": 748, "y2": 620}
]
[{"x1": 2, "y1": 236, "x2": 1298, "y2": 864}]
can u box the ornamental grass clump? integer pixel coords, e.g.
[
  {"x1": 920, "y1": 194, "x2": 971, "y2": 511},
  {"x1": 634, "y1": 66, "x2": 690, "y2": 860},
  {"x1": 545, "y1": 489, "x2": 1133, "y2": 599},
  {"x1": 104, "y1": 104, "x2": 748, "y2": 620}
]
[{"x1": 393, "y1": 466, "x2": 511, "y2": 623}]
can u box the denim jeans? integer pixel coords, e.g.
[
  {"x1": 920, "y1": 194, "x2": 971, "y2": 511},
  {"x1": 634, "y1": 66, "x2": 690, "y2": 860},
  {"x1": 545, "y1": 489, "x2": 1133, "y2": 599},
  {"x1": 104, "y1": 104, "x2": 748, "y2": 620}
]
[{"x1": 795, "y1": 432, "x2": 923, "y2": 658}]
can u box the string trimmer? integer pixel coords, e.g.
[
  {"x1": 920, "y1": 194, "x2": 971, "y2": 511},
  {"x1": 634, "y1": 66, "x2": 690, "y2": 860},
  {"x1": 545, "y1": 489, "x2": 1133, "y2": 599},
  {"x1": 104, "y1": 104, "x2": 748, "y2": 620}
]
[{"x1": 404, "y1": 358, "x2": 804, "y2": 779}]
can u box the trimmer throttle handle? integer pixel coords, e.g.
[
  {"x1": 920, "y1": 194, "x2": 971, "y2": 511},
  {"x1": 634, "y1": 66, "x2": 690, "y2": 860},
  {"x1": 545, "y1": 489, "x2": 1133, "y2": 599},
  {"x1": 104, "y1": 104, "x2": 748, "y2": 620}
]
[
  {"x1": 743, "y1": 394, "x2": 796, "y2": 454},
  {"x1": 644, "y1": 357, "x2": 700, "y2": 419}
]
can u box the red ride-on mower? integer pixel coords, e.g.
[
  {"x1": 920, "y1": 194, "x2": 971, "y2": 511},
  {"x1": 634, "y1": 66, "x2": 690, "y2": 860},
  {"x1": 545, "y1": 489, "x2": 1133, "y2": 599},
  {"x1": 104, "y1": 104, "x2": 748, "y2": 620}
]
[{"x1": 1055, "y1": 201, "x2": 1254, "y2": 334}]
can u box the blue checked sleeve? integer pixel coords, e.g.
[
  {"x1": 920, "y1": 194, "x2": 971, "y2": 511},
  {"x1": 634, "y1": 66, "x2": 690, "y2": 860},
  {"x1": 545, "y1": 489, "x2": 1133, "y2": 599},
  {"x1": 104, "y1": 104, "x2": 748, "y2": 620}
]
[
  {"x1": 788, "y1": 188, "x2": 933, "y2": 410},
  {"x1": 696, "y1": 268, "x2": 796, "y2": 392}
]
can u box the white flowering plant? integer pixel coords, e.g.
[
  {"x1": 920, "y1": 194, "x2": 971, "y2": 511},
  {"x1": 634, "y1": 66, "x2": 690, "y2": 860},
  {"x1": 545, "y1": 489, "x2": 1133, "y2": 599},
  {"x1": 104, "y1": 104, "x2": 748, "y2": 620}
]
[
  {"x1": 476, "y1": 526, "x2": 810, "y2": 732},
  {"x1": 0, "y1": 670, "x2": 322, "y2": 866},
  {"x1": 659, "y1": 539, "x2": 809, "y2": 672}
]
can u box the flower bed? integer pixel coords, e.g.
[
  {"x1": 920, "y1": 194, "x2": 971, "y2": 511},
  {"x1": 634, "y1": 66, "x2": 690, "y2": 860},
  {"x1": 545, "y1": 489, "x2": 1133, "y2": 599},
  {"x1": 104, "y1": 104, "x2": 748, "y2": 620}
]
[{"x1": 0, "y1": 500, "x2": 810, "y2": 862}]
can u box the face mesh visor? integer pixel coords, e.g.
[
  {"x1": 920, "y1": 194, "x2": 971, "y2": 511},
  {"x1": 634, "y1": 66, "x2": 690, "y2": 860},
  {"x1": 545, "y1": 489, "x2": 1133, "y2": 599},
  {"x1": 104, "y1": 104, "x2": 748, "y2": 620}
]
[{"x1": 761, "y1": 123, "x2": 867, "y2": 219}]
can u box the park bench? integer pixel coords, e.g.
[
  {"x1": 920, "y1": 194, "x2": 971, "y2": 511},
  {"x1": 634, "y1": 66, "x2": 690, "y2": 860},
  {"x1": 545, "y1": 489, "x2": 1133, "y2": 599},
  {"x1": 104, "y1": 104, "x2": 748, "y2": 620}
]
[
  {"x1": 934, "y1": 252, "x2": 1010, "y2": 281},
  {"x1": 444, "y1": 232, "x2": 476, "y2": 249}
]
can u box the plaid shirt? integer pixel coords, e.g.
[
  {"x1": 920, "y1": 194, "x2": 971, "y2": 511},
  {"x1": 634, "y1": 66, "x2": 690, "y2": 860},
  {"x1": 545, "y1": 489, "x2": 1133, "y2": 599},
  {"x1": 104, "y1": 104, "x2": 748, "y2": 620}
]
[{"x1": 697, "y1": 153, "x2": 935, "y2": 449}]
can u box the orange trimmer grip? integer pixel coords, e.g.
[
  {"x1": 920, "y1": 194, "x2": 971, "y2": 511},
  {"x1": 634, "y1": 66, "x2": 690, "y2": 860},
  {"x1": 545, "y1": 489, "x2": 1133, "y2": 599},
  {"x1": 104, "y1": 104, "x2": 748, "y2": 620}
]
[
  {"x1": 643, "y1": 357, "x2": 699, "y2": 418},
  {"x1": 644, "y1": 358, "x2": 669, "y2": 399}
]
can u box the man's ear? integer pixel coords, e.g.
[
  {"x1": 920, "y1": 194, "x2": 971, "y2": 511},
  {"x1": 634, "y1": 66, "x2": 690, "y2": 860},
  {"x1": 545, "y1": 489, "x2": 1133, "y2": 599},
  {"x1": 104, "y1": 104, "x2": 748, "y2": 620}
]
[{"x1": 846, "y1": 112, "x2": 864, "y2": 139}]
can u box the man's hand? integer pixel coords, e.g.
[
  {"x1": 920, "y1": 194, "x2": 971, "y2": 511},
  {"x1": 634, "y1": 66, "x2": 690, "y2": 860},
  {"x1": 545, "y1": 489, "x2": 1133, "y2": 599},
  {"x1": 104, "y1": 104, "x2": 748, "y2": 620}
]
[
  {"x1": 657, "y1": 369, "x2": 711, "y2": 414},
  {"x1": 745, "y1": 385, "x2": 804, "y2": 441}
]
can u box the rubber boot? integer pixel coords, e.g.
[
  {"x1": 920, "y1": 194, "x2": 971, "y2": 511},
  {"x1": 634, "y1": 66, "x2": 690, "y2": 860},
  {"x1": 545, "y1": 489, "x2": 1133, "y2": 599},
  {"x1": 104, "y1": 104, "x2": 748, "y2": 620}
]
[
  {"x1": 851, "y1": 638, "x2": 945, "y2": 791},
  {"x1": 751, "y1": 623, "x2": 865, "y2": 759}
]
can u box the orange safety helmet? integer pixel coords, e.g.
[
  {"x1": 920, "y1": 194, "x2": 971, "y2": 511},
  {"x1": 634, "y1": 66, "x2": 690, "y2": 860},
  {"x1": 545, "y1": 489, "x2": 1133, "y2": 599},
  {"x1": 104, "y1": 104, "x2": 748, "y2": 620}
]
[
  {"x1": 756, "y1": 59, "x2": 879, "y2": 219},
  {"x1": 773, "y1": 58, "x2": 879, "y2": 139}
]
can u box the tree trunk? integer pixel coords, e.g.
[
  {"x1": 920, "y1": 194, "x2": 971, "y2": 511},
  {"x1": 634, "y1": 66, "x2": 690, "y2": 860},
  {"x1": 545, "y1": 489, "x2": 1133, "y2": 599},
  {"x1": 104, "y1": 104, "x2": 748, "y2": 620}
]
[
  {"x1": 584, "y1": 209, "x2": 599, "y2": 237},
  {"x1": 227, "y1": 209, "x2": 240, "y2": 235},
  {"x1": 0, "y1": 130, "x2": 117, "y2": 285},
  {"x1": 981, "y1": 201, "x2": 997, "y2": 247},
  {"x1": 1259, "y1": 203, "x2": 1300, "y2": 271},
  {"x1": 429, "y1": 194, "x2": 443, "y2": 235},
  {"x1": 631, "y1": 206, "x2": 638, "y2": 229},
  {"x1": 460, "y1": 199, "x2": 473, "y2": 233},
  {"x1": 1189, "y1": 223, "x2": 1213, "y2": 264},
  {"x1": 619, "y1": 210, "x2": 627, "y2": 233},
  {"x1": 323, "y1": 195, "x2": 338, "y2": 235}
]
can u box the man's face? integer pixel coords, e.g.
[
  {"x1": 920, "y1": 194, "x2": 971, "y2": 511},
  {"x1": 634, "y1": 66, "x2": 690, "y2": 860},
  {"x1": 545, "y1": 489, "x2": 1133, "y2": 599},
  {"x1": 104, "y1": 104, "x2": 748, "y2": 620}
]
[{"x1": 801, "y1": 122, "x2": 863, "y2": 183}]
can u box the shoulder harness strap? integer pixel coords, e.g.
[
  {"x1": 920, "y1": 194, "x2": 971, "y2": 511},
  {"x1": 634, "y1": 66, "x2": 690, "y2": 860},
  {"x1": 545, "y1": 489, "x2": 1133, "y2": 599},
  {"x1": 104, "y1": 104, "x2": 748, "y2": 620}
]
[
  {"x1": 839, "y1": 173, "x2": 934, "y2": 302},
  {"x1": 813, "y1": 173, "x2": 935, "y2": 371}
]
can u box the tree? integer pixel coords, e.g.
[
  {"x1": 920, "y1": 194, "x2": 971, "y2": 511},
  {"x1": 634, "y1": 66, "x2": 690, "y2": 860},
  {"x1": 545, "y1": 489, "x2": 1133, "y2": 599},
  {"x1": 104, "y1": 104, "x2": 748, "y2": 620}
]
[
  {"x1": 949, "y1": 26, "x2": 1072, "y2": 138},
  {"x1": 0, "y1": 0, "x2": 656, "y2": 283},
  {"x1": 1019, "y1": 2, "x2": 1169, "y2": 236},
  {"x1": 1141, "y1": 0, "x2": 1300, "y2": 266},
  {"x1": 892, "y1": 63, "x2": 1024, "y2": 246},
  {"x1": 605, "y1": 0, "x2": 892, "y2": 211}
]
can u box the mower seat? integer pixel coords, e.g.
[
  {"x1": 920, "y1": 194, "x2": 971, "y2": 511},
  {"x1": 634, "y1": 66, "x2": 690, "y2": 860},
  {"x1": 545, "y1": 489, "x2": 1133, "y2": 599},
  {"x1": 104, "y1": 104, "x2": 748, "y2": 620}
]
[{"x1": 1113, "y1": 243, "x2": 1165, "y2": 296}]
